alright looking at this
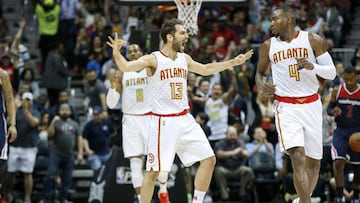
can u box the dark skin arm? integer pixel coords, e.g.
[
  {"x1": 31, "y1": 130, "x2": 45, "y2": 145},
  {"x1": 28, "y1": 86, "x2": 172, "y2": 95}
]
[
  {"x1": 295, "y1": 32, "x2": 328, "y2": 70},
  {"x1": 327, "y1": 86, "x2": 341, "y2": 117},
  {"x1": 255, "y1": 40, "x2": 275, "y2": 97}
]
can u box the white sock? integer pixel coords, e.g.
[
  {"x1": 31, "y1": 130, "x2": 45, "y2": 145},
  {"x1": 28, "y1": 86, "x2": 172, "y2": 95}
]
[
  {"x1": 159, "y1": 181, "x2": 168, "y2": 193},
  {"x1": 158, "y1": 171, "x2": 168, "y2": 193},
  {"x1": 137, "y1": 194, "x2": 141, "y2": 201},
  {"x1": 192, "y1": 189, "x2": 206, "y2": 203}
]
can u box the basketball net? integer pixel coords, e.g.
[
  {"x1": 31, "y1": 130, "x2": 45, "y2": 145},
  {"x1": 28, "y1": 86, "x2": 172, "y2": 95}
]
[{"x1": 173, "y1": 0, "x2": 203, "y2": 36}]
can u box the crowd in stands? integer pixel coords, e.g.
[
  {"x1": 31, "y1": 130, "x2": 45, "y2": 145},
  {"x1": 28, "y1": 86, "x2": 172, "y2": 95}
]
[{"x1": 0, "y1": 0, "x2": 358, "y2": 202}]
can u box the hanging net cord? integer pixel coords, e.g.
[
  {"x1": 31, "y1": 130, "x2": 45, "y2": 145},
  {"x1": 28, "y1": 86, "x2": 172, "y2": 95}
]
[{"x1": 174, "y1": 0, "x2": 203, "y2": 36}]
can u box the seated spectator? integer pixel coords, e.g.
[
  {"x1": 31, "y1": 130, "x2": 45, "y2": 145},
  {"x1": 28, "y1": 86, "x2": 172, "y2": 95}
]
[
  {"x1": 195, "y1": 112, "x2": 211, "y2": 137},
  {"x1": 246, "y1": 127, "x2": 274, "y2": 159},
  {"x1": 82, "y1": 106, "x2": 113, "y2": 173},
  {"x1": 86, "y1": 59, "x2": 101, "y2": 79},
  {"x1": 213, "y1": 126, "x2": 254, "y2": 202}
]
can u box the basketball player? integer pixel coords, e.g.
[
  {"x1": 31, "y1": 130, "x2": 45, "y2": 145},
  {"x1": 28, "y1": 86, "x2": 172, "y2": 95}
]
[
  {"x1": 255, "y1": 5, "x2": 336, "y2": 203},
  {"x1": 327, "y1": 67, "x2": 360, "y2": 202},
  {"x1": 106, "y1": 44, "x2": 171, "y2": 203},
  {"x1": 107, "y1": 18, "x2": 253, "y2": 203},
  {"x1": 0, "y1": 68, "x2": 17, "y2": 199}
]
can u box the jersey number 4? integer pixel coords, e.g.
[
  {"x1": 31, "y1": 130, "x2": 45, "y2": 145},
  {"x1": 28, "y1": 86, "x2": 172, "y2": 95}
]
[{"x1": 289, "y1": 64, "x2": 300, "y2": 81}]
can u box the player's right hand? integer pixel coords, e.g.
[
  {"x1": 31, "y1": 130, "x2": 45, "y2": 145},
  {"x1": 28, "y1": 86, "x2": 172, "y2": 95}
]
[
  {"x1": 107, "y1": 32, "x2": 127, "y2": 51},
  {"x1": 260, "y1": 81, "x2": 276, "y2": 97},
  {"x1": 233, "y1": 49, "x2": 254, "y2": 65}
]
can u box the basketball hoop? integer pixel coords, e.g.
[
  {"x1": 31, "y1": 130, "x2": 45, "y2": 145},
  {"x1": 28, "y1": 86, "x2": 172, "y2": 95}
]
[{"x1": 173, "y1": 0, "x2": 203, "y2": 36}]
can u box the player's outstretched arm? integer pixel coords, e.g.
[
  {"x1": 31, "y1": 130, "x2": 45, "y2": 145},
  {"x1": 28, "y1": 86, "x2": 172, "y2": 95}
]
[{"x1": 187, "y1": 49, "x2": 254, "y2": 76}]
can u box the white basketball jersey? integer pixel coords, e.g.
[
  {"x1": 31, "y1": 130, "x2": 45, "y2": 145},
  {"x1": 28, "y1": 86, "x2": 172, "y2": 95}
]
[
  {"x1": 205, "y1": 98, "x2": 228, "y2": 141},
  {"x1": 149, "y1": 51, "x2": 190, "y2": 114},
  {"x1": 269, "y1": 31, "x2": 319, "y2": 97},
  {"x1": 122, "y1": 69, "x2": 151, "y2": 114}
]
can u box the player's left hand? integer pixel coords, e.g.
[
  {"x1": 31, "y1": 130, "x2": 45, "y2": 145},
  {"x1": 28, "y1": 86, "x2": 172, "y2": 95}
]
[
  {"x1": 296, "y1": 58, "x2": 314, "y2": 70},
  {"x1": 8, "y1": 126, "x2": 17, "y2": 143}
]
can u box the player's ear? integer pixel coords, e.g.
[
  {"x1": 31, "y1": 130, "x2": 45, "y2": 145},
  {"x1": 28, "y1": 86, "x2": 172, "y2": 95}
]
[{"x1": 166, "y1": 33, "x2": 173, "y2": 42}]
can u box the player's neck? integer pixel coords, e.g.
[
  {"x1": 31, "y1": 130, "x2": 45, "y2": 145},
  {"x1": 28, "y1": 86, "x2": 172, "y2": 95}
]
[
  {"x1": 161, "y1": 46, "x2": 177, "y2": 60},
  {"x1": 280, "y1": 30, "x2": 299, "y2": 42}
]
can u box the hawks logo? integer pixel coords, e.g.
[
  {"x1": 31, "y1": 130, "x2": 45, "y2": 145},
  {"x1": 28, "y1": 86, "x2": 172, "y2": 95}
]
[{"x1": 148, "y1": 153, "x2": 154, "y2": 163}]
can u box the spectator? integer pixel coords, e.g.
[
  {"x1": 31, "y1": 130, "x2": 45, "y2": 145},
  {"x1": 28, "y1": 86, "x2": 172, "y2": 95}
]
[
  {"x1": 205, "y1": 68, "x2": 237, "y2": 147},
  {"x1": 38, "y1": 111, "x2": 50, "y2": 154},
  {"x1": 189, "y1": 77, "x2": 210, "y2": 117},
  {"x1": 88, "y1": 35, "x2": 109, "y2": 65},
  {"x1": 33, "y1": 111, "x2": 51, "y2": 197},
  {"x1": 7, "y1": 92, "x2": 40, "y2": 203},
  {"x1": 350, "y1": 44, "x2": 360, "y2": 67},
  {"x1": 252, "y1": 90, "x2": 276, "y2": 145},
  {"x1": 18, "y1": 68, "x2": 40, "y2": 99},
  {"x1": 59, "y1": 0, "x2": 81, "y2": 69},
  {"x1": 245, "y1": 127, "x2": 274, "y2": 167},
  {"x1": 14, "y1": 84, "x2": 32, "y2": 108},
  {"x1": 101, "y1": 57, "x2": 117, "y2": 82},
  {"x1": 86, "y1": 59, "x2": 101, "y2": 79},
  {"x1": 323, "y1": 0, "x2": 343, "y2": 47},
  {"x1": 82, "y1": 106, "x2": 113, "y2": 173},
  {"x1": 83, "y1": 66, "x2": 108, "y2": 119},
  {"x1": 229, "y1": 9, "x2": 251, "y2": 41},
  {"x1": 213, "y1": 126, "x2": 255, "y2": 202},
  {"x1": 195, "y1": 112, "x2": 211, "y2": 137},
  {"x1": 41, "y1": 103, "x2": 83, "y2": 203},
  {"x1": 74, "y1": 25, "x2": 90, "y2": 73},
  {"x1": 0, "y1": 54, "x2": 15, "y2": 85},
  {"x1": 42, "y1": 42, "x2": 70, "y2": 108},
  {"x1": 320, "y1": 86, "x2": 335, "y2": 178},
  {"x1": 48, "y1": 90, "x2": 79, "y2": 124},
  {"x1": 3, "y1": 19, "x2": 30, "y2": 73},
  {"x1": 35, "y1": 0, "x2": 61, "y2": 70}
]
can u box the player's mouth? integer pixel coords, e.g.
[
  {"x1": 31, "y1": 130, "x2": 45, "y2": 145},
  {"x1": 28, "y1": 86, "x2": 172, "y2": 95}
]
[
  {"x1": 270, "y1": 26, "x2": 277, "y2": 34},
  {"x1": 182, "y1": 41, "x2": 187, "y2": 47}
]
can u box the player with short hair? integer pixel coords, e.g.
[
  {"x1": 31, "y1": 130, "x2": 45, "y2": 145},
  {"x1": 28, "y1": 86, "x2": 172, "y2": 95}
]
[{"x1": 255, "y1": 5, "x2": 336, "y2": 203}]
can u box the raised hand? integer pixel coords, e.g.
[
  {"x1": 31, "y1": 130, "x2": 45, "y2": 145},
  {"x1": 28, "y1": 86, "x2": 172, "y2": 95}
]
[
  {"x1": 233, "y1": 49, "x2": 254, "y2": 66},
  {"x1": 107, "y1": 32, "x2": 127, "y2": 51}
]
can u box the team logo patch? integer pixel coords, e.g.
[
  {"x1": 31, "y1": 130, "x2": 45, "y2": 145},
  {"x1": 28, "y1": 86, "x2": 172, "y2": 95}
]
[{"x1": 148, "y1": 153, "x2": 154, "y2": 163}]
